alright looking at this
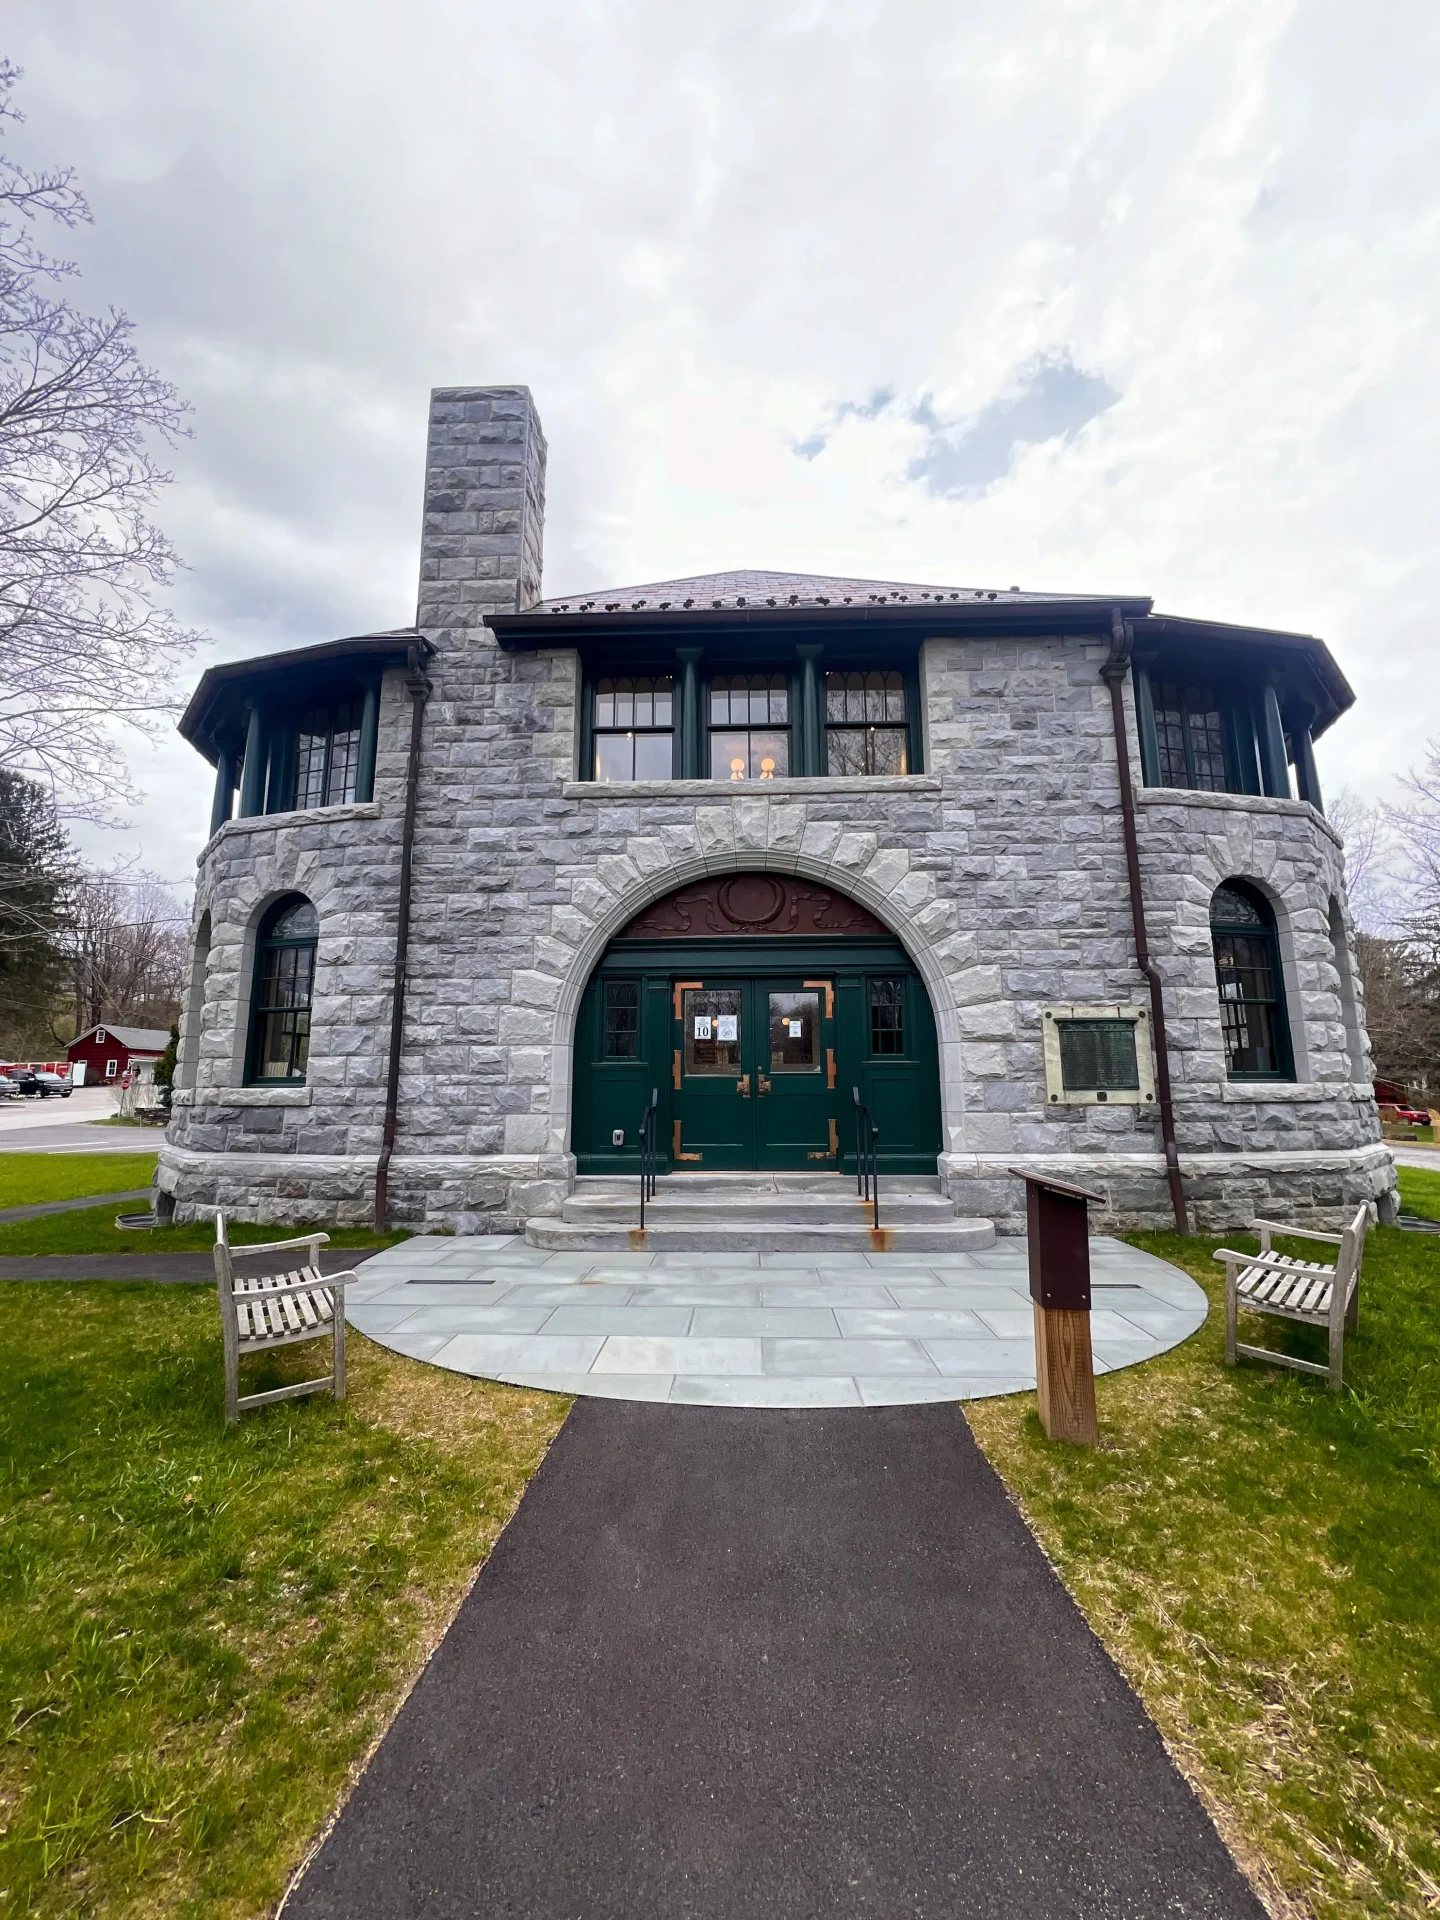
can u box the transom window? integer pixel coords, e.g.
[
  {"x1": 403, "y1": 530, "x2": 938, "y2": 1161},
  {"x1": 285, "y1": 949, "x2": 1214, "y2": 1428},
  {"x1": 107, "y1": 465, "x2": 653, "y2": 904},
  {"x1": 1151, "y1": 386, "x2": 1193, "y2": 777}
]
[
  {"x1": 247, "y1": 895, "x2": 318, "y2": 1084},
  {"x1": 869, "y1": 978, "x2": 905, "y2": 1055},
  {"x1": 602, "y1": 980, "x2": 640, "y2": 1058},
  {"x1": 826, "y1": 671, "x2": 909, "y2": 777},
  {"x1": 292, "y1": 703, "x2": 362, "y2": 810},
  {"x1": 710, "y1": 675, "x2": 789, "y2": 780},
  {"x1": 1210, "y1": 881, "x2": 1293, "y2": 1079},
  {"x1": 593, "y1": 677, "x2": 674, "y2": 781},
  {"x1": 1152, "y1": 681, "x2": 1230, "y2": 791}
]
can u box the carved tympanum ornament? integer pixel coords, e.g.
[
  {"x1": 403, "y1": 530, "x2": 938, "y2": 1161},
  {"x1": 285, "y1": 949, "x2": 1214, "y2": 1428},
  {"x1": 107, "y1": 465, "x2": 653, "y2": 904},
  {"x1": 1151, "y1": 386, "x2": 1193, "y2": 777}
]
[{"x1": 616, "y1": 873, "x2": 889, "y2": 939}]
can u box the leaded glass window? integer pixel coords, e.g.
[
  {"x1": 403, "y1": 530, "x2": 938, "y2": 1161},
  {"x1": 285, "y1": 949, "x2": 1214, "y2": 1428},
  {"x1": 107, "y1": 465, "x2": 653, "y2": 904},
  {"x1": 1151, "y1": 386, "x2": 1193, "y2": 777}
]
[
  {"x1": 247, "y1": 895, "x2": 317, "y2": 1083},
  {"x1": 869, "y1": 978, "x2": 905, "y2": 1055},
  {"x1": 825, "y1": 670, "x2": 909, "y2": 777},
  {"x1": 1152, "y1": 682, "x2": 1230, "y2": 791},
  {"x1": 709, "y1": 674, "x2": 789, "y2": 780},
  {"x1": 1210, "y1": 881, "x2": 1293, "y2": 1079},
  {"x1": 592, "y1": 677, "x2": 674, "y2": 781},
  {"x1": 602, "y1": 980, "x2": 640, "y2": 1058},
  {"x1": 292, "y1": 703, "x2": 362, "y2": 809}
]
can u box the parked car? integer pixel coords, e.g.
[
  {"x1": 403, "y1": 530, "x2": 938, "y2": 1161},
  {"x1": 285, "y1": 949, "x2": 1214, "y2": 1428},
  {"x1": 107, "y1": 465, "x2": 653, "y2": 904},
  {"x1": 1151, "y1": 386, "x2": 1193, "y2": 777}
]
[
  {"x1": 1379, "y1": 1101, "x2": 1431, "y2": 1127},
  {"x1": 2, "y1": 1068, "x2": 40, "y2": 1097},
  {"x1": 33, "y1": 1071, "x2": 72, "y2": 1098}
]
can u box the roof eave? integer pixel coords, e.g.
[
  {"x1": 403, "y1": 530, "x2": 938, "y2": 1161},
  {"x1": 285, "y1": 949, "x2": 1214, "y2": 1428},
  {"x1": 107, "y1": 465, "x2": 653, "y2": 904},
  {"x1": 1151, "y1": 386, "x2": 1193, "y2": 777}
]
[
  {"x1": 178, "y1": 631, "x2": 423, "y2": 764},
  {"x1": 486, "y1": 596, "x2": 1155, "y2": 648},
  {"x1": 1133, "y1": 614, "x2": 1355, "y2": 735}
]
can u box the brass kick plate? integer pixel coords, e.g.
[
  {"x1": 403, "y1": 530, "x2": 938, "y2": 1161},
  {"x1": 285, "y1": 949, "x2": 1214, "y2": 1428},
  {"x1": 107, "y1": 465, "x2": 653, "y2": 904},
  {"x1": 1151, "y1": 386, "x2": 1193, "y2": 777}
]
[
  {"x1": 808, "y1": 1117, "x2": 840, "y2": 1161},
  {"x1": 803, "y1": 978, "x2": 835, "y2": 1020},
  {"x1": 673, "y1": 979, "x2": 704, "y2": 1019},
  {"x1": 673, "y1": 1119, "x2": 702, "y2": 1162}
]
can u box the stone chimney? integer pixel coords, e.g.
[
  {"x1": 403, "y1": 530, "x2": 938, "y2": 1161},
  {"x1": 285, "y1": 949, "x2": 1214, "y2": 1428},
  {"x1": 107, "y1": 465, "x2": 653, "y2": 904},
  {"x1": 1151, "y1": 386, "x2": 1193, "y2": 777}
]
[{"x1": 416, "y1": 386, "x2": 546, "y2": 634}]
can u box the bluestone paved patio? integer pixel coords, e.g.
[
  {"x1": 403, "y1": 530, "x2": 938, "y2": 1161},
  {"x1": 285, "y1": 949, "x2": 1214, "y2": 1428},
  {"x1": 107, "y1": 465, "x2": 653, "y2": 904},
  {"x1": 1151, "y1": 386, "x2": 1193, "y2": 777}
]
[{"x1": 346, "y1": 1233, "x2": 1205, "y2": 1407}]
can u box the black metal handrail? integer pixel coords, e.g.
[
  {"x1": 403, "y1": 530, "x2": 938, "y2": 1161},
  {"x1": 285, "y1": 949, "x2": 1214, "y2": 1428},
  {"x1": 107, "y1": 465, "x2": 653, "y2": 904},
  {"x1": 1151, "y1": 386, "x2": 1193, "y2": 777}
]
[
  {"x1": 852, "y1": 1086, "x2": 880, "y2": 1231},
  {"x1": 638, "y1": 1088, "x2": 659, "y2": 1230}
]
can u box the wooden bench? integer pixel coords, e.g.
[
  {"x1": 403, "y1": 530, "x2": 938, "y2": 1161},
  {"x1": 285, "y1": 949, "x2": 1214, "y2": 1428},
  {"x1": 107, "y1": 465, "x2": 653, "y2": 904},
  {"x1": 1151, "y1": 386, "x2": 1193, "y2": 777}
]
[
  {"x1": 214, "y1": 1212, "x2": 356, "y2": 1425},
  {"x1": 1213, "y1": 1201, "x2": 1371, "y2": 1393}
]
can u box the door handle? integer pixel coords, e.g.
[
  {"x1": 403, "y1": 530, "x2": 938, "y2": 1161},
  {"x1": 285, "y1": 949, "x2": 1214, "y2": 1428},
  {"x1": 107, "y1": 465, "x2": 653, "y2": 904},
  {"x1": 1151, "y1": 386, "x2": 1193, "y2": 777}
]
[
  {"x1": 737, "y1": 1074, "x2": 751, "y2": 1098},
  {"x1": 757, "y1": 1073, "x2": 772, "y2": 1097}
]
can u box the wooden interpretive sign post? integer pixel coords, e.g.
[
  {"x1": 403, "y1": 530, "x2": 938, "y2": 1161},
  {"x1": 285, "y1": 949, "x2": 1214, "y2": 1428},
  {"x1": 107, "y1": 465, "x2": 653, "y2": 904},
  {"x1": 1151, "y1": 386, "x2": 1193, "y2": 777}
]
[{"x1": 1008, "y1": 1169, "x2": 1105, "y2": 1446}]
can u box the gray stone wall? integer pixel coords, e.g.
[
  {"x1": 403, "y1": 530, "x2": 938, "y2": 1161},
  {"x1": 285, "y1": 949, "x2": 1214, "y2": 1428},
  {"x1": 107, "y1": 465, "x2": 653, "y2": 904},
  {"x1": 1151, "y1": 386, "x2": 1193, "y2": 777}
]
[{"x1": 157, "y1": 384, "x2": 1395, "y2": 1236}]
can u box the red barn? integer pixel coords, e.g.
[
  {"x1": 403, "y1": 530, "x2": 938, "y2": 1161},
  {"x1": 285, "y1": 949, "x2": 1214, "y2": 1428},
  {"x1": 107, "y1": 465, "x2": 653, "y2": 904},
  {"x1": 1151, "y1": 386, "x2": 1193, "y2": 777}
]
[{"x1": 67, "y1": 1025, "x2": 169, "y2": 1087}]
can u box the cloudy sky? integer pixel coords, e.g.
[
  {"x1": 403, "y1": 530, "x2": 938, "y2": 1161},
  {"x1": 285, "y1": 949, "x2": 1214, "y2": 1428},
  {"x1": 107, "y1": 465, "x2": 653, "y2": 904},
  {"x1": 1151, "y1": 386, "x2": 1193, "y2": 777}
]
[{"x1": 7, "y1": 0, "x2": 1438, "y2": 890}]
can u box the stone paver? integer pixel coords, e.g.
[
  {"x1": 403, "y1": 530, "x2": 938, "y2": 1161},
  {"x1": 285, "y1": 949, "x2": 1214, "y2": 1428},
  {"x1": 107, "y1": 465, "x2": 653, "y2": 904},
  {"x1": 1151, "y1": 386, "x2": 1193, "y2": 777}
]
[{"x1": 347, "y1": 1233, "x2": 1206, "y2": 1407}]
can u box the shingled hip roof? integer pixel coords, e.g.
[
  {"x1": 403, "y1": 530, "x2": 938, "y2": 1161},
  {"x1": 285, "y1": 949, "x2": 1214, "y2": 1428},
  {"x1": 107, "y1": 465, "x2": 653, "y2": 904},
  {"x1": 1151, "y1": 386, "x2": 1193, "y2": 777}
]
[{"x1": 527, "y1": 569, "x2": 1110, "y2": 614}]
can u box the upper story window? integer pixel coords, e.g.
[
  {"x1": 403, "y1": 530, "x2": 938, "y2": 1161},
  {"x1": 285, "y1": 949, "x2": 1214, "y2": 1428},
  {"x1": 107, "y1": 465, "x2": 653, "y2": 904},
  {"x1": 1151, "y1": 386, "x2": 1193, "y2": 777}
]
[
  {"x1": 710, "y1": 674, "x2": 789, "y2": 780},
  {"x1": 1152, "y1": 681, "x2": 1230, "y2": 791},
  {"x1": 592, "y1": 677, "x2": 674, "y2": 781},
  {"x1": 292, "y1": 703, "x2": 363, "y2": 809},
  {"x1": 247, "y1": 895, "x2": 318, "y2": 1084},
  {"x1": 826, "y1": 671, "x2": 909, "y2": 776},
  {"x1": 1210, "y1": 881, "x2": 1293, "y2": 1080}
]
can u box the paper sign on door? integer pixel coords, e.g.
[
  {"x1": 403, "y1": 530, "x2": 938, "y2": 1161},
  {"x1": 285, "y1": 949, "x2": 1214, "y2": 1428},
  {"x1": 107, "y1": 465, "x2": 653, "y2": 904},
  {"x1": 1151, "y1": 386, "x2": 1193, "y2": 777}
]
[
  {"x1": 693, "y1": 1016, "x2": 712, "y2": 1040},
  {"x1": 716, "y1": 1015, "x2": 738, "y2": 1042},
  {"x1": 787, "y1": 1019, "x2": 804, "y2": 1038}
]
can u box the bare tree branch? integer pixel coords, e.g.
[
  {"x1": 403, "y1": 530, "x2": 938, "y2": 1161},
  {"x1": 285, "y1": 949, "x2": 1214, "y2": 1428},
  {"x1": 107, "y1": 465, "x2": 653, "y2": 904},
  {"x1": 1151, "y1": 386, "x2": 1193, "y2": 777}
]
[{"x1": 0, "y1": 60, "x2": 198, "y2": 816}]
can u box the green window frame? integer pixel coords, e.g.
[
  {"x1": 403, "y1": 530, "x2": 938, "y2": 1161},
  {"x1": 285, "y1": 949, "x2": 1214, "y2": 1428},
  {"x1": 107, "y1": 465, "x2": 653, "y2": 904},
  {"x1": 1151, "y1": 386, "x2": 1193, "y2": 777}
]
[
  {"x1": 868, "y1": 977, "x2": 906, "y2": 1055},
  {"x1": 1210, "y1": 881, "x2": 1294, "y2": 1080},
  {"x1": 709, "y1": 674, "x2": 790, "y2": 781},
  {"x1": 1135, "y1": 668, "x2": 1268, "y2": 797},
  {"x1": 246, "y1": 895, "x2": 317, "y2": 1085},
  {"x1": 825, "y1": 671, "x2": 910, "y2": 777},
  {"x1": 590, "y1": 677, "x2": 675, "y2": 781}
]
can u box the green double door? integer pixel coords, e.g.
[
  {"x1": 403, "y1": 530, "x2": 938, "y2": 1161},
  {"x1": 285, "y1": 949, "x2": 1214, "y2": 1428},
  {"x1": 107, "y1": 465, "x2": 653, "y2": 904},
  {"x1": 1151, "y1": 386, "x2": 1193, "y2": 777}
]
[{"x1": 674, "y1": 977, "x2": 837, "y2": 1170}]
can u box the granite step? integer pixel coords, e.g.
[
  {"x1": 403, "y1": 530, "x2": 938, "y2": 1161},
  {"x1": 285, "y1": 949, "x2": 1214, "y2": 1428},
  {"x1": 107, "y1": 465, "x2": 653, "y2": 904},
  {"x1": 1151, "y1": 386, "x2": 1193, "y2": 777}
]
[{"x1": 522, "y1": 1217, "x2": 998, "y2": 1252}]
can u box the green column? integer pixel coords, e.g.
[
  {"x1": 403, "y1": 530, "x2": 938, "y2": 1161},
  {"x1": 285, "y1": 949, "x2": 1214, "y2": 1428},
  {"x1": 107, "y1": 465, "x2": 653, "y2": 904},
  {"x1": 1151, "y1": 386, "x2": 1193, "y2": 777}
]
[
  {"x1": 209, "y1": 745, "x2": 238, "y2": 838},
  {"x1": 237, "y1": 705, "x2": 267, "y2": 817},
  {"x1": 676, "y1": 647, "x2": 704, "y2": 778},
  {"x1": 796, "y1": 643, "x2": 824, "y2": 775},
  {"x1": 1259, "y1": 681, "x2": 1291, "y2": 799},
  {"x1": 1288, "y1": 709, "x2": 1323, "y2": 812},
  {"x1": 356, "y1": 678, "x2": 381, "y2": 802}
]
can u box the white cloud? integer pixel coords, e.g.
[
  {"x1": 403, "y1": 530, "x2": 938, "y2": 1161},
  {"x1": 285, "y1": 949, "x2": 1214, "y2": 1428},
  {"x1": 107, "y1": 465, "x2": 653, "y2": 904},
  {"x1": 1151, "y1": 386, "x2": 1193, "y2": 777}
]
[{"x1": 4, "y1": 0, "x2": 1437, "y2": 878}]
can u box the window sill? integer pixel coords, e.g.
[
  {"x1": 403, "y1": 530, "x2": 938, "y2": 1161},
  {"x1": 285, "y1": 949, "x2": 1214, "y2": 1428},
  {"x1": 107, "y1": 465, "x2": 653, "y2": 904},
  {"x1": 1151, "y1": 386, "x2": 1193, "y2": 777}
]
[
  {"x1": 1135, "y1": 786, "x2": 1339, "y2": 845},
  {"x1": 191, "y1": 1086, "x2": 313, "y2": 1107},
  {"x1": 1220, "y1": 1081, "x2": 1326, "y2": 1102},
  {"x1": 563, "y1": 776, "x2": 941, "y2": 799},
  {"x1": 202, "y1": 801, "x2": 381, "y2": 862}
]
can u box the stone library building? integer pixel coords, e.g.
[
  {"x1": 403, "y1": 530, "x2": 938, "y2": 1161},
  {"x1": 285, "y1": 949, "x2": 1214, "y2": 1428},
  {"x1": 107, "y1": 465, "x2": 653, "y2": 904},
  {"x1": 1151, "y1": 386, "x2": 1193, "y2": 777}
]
[{"x1": 156, "y1": 385, "x2": 1394, "y2": 1246}]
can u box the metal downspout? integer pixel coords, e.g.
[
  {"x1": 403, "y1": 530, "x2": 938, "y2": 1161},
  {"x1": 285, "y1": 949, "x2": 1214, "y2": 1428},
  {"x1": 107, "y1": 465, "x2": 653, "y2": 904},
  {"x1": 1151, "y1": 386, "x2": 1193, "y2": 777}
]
[
  {"x1": 375, "y1": 641, "x2": 432, "y2": 1229},
  {"x1": 1101, "y1": 611, "x2": 1190, "y2": 1234}
]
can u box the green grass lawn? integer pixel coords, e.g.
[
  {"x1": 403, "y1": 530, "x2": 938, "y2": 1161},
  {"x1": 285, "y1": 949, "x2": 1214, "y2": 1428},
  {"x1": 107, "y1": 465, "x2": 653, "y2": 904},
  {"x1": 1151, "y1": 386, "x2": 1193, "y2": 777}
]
[
  {"x1": 0, "y1": 1284, "x2": 569, "y2": 1918},
  {"x1": 0, "y1": 1154, "x2": 159, "y2": 1211},
  {"x1": 969, "y1": 1172, "x2": 1440, "y2": 1920},
  {"x1": 0, "y1": 1210, "x2": 404, "y2": 1257}
]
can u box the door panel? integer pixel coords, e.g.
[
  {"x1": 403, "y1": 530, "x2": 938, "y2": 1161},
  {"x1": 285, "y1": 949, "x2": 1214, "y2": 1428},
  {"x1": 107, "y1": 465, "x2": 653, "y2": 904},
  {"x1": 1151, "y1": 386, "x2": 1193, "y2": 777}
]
[
  {"x1": 675, "y1": 983, "x2": 753, "y2": 1167},
  {"x1": 754, "y1": 981, "x2": 837, "y2": 1168}
]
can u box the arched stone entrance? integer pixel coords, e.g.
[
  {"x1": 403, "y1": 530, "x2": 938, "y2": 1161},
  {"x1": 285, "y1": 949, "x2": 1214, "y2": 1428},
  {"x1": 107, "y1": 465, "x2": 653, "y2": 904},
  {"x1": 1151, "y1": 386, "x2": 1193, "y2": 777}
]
[{"x1": 570, "y1": 872, "x2": 943, "y2": 1175}]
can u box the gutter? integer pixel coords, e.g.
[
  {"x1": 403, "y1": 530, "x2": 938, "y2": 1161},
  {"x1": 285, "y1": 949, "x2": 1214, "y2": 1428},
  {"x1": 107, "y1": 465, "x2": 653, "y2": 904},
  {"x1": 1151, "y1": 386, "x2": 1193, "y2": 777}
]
[
  {"x1": 1101, "y1": 611, "x2": 1190, "y2": 1234},
  {"x1": 374, "y1": 641, "x2": 433, "y2": 1229}
]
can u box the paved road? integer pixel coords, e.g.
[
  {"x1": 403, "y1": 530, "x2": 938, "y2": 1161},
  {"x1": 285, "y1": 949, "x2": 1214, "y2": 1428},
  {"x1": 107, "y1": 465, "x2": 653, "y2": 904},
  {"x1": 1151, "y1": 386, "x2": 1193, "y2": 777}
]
[{"x1": 286, "y1": 1401, "x2": 1263, "y2": 1919}]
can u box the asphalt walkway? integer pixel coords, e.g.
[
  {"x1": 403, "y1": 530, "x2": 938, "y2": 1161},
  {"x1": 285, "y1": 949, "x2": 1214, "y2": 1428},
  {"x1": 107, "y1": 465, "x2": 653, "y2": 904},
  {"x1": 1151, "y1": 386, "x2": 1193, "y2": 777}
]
[{"x1": 285, "y1": 1400, "x2": 1263, "y2": 1919}]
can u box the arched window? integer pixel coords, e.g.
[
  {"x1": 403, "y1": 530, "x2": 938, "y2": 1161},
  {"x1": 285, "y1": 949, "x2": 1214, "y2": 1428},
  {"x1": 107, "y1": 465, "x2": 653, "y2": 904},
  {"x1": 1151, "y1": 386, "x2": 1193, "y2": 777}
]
[
  {"x1": 247, "y1": 895, "x2": 318, "y2": 1084},
  {"x1": 1210, "y1": 881, "x2": 1293, "y2": 1080}
]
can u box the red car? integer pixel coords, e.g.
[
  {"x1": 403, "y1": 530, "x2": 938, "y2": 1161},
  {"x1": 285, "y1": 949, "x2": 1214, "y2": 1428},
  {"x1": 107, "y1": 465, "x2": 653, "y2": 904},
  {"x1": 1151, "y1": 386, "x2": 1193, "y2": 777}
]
[{"x1": 1380, "y1": 1101, "x2": 1431, "y2": 1127}]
